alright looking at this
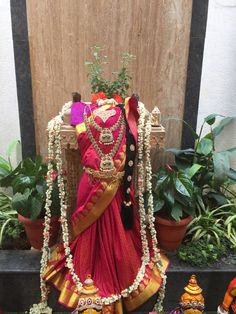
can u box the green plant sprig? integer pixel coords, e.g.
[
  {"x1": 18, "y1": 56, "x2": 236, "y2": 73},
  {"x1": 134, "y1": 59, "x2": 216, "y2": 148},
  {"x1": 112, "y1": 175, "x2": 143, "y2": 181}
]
[{"x1": 85, "y1": 46, "x2": 136, "y2": 99}]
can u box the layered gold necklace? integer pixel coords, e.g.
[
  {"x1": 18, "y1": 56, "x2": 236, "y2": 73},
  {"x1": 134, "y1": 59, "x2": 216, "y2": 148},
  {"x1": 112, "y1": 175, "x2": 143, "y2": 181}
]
[
  {"x1": 83, "y1": 107, "x2": 125, "y2": 173},
  {"x1": 90, "y1": 108, "x2": 123, "y2": 145}
]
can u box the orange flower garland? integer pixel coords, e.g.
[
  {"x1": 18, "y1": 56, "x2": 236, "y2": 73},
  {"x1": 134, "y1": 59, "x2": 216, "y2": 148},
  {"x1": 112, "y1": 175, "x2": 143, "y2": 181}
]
[{"x1": 91, "y1": 92, "x2": 123, "y2": 105}]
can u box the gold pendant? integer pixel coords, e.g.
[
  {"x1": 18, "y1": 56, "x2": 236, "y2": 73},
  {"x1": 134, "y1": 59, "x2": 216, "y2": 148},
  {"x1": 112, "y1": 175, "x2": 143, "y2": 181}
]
[
  {"x1": 100, "y1": 156, "x2": 115, "y2": 172},
  {"x1": 99, "y1": 128, "x2": 114, "y2": 145}
]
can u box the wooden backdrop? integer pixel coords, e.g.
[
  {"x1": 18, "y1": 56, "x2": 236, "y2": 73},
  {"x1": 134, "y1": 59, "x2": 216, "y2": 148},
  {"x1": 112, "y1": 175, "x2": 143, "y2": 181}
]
[{"x1": 26, "y1": 0, "x2": 192, "y2": 157}]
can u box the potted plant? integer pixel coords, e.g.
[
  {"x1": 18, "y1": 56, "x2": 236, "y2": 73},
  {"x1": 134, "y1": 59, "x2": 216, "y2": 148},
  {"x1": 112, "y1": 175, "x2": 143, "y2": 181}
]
[
  {"x1": 156, "y1": 113, "x2": 236, "y2": 257},
  {"x1": 168, "y1": 114, "x2": 236, "y2": 210},
  {"x1": 152, "y1": 164, "x2": 196, "y2": 251},
  {"x1": 0, "y1": 154, "x2": 61, "y2": 250},
  {"x1": 0, "y1": 140, "x2": 29, "y2": 249}
]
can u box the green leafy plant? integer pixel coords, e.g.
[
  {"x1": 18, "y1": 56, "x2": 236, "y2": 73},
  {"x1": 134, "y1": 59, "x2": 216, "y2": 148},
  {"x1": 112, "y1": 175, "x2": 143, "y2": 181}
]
[
  {"x1": 167, "y1": 114, "x2": 236, "y2": 210},
  {"x1": 178, "y1": 239, "x2": 229, "y2": 267},
  {"x1": 0, "y1": 155, "x2": 60, "y2": 220},
  {"x1": 0, "y1": 191, "x2": 28, "y2": 249},
  {"x1": 85, "y1": 46, "x2": 136, "y2": 99},
  {"x1": 152, "y1": 165, "x2": 196, "y2": 221},
  {"x1": 0, "y1": 140, "x2": 29, "y2": 248},
  {"x1": 0, "y1": 139, "x2": 20, "y2": 180},
  {"x1": 178, "y1": 209, "x2": 236, "y2": 266},
  {"x1": 186, "y1": 203, "x2": 236, "y2": 247}
]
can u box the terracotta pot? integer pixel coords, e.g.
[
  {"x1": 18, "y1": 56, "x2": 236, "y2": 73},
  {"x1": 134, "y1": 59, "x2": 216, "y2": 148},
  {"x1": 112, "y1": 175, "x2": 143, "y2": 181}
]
[
  {"x1": 155, "y1": 215, "x2": 192, "y2": 252},
  {"x1": 18, "y1": 214, "x2": 60, "y2": 250}
]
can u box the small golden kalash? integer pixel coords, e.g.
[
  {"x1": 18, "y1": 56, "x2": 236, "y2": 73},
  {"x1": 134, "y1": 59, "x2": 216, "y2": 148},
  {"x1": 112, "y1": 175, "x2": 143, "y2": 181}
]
[
  {"x1": 71, "y1": 275, "x2": 102, "y2": 314},
  {"x1": 217, "y1": 276, "x2": 236, "y2": 314},
  {"x1": 170, "y1": 275, "x2": 205, "y2": 314}
]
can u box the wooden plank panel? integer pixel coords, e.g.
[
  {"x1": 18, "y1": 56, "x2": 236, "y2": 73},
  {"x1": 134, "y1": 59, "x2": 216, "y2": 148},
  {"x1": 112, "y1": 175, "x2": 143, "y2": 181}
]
[{"x1": 26, "y1": 0, "x2": 192, "y2": 157}]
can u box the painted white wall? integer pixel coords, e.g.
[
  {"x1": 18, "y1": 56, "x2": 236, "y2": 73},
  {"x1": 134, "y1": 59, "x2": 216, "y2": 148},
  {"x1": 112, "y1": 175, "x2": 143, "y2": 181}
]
[
  {"x1": 0, "y1": 0, "x2": 21, "y2": 167},
  {"x1": 198, "y1": 0, "x2": 236, "y2": 168}
]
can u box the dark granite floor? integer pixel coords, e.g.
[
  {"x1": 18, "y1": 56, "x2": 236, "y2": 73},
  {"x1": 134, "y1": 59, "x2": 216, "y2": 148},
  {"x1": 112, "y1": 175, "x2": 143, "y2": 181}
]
[{"x1": 0, "y1": 250, "x2": 235, "y2": 313}]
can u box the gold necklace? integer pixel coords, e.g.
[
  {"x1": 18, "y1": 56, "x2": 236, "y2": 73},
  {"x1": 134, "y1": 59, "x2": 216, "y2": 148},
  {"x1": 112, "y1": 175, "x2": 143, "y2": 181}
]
[
  {"x1": 90, "y1": 109, "x2": 123, "y2": 145},
  {"x1": 83, "y1": 110, "x2": 125, "y2": 173},
  {"x1": 93, "y1": 107, "x2": 116, "y2": 123}
]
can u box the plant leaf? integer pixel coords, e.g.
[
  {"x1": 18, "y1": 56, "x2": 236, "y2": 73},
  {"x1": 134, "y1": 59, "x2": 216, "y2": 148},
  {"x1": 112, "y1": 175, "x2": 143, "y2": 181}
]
[
  {"x1": 11, "y1": 189, "x2": 31, "y2": 217},
  {"x1": 227, "y1": 168, "x2": 236, "y2": 181},
  {"x1": 153, "y1": 199, "x2": 165, "y2": 213},
  {"x1": 163, "y1": 189, "x2": 175, "y2": 207},
  {"x1": 186, "y1": 164, "x2": 203, "y2": 178},
  {"x1": 207, "y1": 192, "x2": 228, "y2": 205},
  {"x1": 176, "y1": 173, "x2": 193, "y2": 196},
  {"x1": 213, "y1": 151, "x2": 230, "y2": 185},
  {"x1": 183, "y1": 206, "x2": 195, "y2": 217},
  {"x1": 154, "y1": 173, "x2": 169, "y2": 191},
  {"x1": 166, "y1": 149, "x2": 195, "y2": 170},
  {"x1": 12, "y1": 175, "x2": 35, "y2": 193},
  {"x1": 204, "y1": 113, "x2": 224, "y2": 125},
  {"x1": 6, "y1": 140, "x2": 20, "y2": 159},
  {"x1": 29, "y1": 195, "x2": 43, "y2": 220},
  {"x1": 175, "y1": 178, "x2": 191, "y2": 197},
  {"x1": 171, "y1": 203, "x2": 183, "y2": 221},
  {"x1": 22, "y1": 158, "x2": 37, "y2": 176},
  {"x1": 35, "y1": 155, "x2": 43, "y2": 171},
  {"x1": 166, "y1": 148, "x2": 195, "y2": 156},
  {"x1": 213, "y1": 117, "x2": 234, "y2": 137},
  {"x1": 196, "y1": 138, "x2": 213, "y2": 155}
]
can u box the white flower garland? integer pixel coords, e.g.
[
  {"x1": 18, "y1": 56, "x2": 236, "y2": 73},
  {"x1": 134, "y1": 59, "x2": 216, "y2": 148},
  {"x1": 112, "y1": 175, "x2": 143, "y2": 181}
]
[
  {"x1": 143, "y1": 112, "x2": 166, "y2": 312},
  {"x1": 97, "y1": 98, "x2": 117, "y2": 106},
  {"x1": 29, "y1": 100, "x2": 166, "y2": 313}
]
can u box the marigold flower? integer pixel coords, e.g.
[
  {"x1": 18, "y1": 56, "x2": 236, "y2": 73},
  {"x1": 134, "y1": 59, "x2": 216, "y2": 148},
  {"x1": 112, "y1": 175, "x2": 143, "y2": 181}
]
[
  {"x1": 112, "y1": 94, "x2": 123, "y2": 104},
  {"x1": 91, "y1": 91, "x2": 107, "y2": 104}
]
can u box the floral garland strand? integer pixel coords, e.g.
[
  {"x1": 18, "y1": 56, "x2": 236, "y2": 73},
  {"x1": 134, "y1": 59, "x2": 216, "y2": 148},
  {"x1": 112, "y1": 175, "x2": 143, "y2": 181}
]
[
  {"x1": 54, "y1": 113, "x2": 83, "y2": 292},
  {"x1": 29, "y1": 102, "x2": 72, "y2": 314},
  {"x1": 143, "y1": 114, "x2": 167, "y2": 312},
  {"x1": 29, "y1": 120, "x2": 56, "y2": 314}
]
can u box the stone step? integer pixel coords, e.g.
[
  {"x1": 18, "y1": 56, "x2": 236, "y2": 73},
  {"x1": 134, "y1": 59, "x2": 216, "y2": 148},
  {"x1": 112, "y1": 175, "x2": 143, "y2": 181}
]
[{"x1": 0, "y1": 250, "x2": 235, "y2": 313}]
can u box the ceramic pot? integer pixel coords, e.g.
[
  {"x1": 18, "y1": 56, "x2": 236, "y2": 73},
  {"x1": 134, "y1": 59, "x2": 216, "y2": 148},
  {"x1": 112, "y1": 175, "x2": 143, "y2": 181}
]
[
  {"x1": 155, "y1": 215, "x2": 192, "y2": 252},
  {"x1": 18, "y1": 214, "x2": 60, "y2": 250}
]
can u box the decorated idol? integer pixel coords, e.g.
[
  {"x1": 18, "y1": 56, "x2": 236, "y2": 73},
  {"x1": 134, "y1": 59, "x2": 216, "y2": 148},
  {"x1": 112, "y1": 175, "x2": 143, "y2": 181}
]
[
  {"x1": 217, "y1": 276, "x2": 236, "y2": 314},
  {"x1": 29, "y1": 48, "x2": 168, "y2": 313}
]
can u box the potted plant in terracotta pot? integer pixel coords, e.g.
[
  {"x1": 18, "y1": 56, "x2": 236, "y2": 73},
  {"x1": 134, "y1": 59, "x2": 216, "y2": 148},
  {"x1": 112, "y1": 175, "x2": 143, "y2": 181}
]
[
  {"x1": 152, "y1": 164, "x2": 197, "y2": 251},
  {"x1": 0, "y1": 155, "x2": 61, "y2": 250}
]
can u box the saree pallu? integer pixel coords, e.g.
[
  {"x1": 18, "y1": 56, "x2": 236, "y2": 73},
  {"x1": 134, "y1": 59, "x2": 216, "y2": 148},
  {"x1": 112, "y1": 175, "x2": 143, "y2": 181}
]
[{"x1": 44, "y1": 101, "x2": 168, "y2": 313}]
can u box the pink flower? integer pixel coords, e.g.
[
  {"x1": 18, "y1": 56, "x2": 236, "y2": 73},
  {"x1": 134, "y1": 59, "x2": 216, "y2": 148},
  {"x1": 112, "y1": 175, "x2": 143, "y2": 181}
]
[
  {"x1": 165, "y1": 163, "x2": 174, "y2": 173},
  {"x1": 52, "y1": 170, "x2": 58, "y2": 181}
]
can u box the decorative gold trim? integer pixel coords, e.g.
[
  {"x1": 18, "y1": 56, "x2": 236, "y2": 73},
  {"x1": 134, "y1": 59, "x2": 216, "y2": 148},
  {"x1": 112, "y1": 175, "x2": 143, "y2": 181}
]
[
  {"x1": 44, "y1": 252, "x2": 169, "y2": 312},
  {"x1": 84, "y1": 166, "x2": 125, "y2": 181},
  {"x1": 124, "y1": 256, "x2": 169, "y2": 312},
  {"x1": 71, "y1": 178, "x2": 120, "y2": 238}
]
